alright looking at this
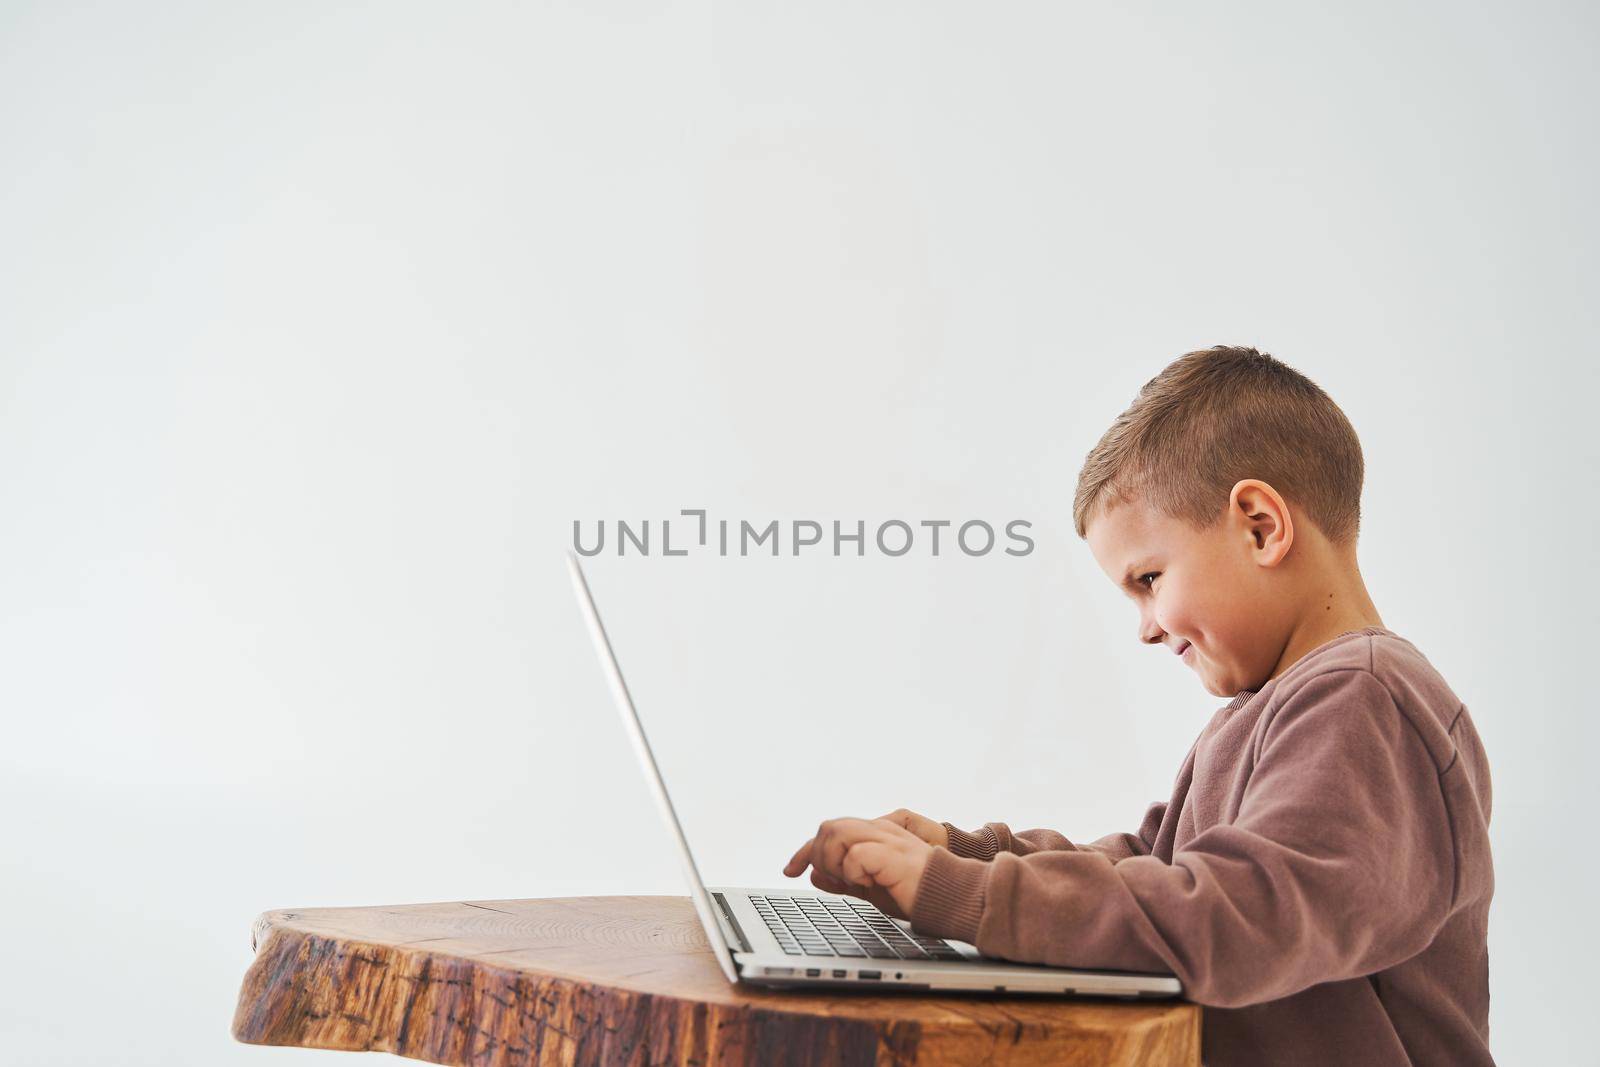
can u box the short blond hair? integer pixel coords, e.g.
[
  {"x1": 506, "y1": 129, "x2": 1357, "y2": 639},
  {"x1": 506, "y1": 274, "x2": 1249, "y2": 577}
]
[{"x1": 1073, "y1": 346, "x2": 1364, "y2": 545}]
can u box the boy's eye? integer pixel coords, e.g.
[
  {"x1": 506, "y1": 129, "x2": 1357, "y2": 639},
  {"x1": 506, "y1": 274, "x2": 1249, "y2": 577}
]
[{"x1": 1139, "y1": 572, "x2": 1160, "y2": 588}]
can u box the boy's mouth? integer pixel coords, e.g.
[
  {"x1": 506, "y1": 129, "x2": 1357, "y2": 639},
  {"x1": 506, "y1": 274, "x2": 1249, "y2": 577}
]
[{"x1": 1175, "y1": 640, "x2": 1193, "y2": 659}]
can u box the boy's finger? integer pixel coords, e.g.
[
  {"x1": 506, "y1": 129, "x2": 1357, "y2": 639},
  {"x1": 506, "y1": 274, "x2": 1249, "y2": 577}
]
[
  {"x1": 816, "y1": 818, "x2": 888, "y2": 880},
  {"x1": 782, "y1": 836, "x2": 816, "y2": 877},
  {"x1": 840, "y1": 843, "x2": 873, "y2": 888}
]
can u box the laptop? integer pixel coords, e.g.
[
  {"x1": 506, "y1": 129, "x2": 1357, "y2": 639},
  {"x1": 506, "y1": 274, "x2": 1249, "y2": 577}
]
[{"x1": 567, "y1": 551, "x2": 1183, "y2": 998}]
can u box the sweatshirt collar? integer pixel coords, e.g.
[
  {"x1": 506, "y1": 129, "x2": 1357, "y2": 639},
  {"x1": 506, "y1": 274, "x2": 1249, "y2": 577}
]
[{"x1": 1224, "y1": 625, "x2": 1396, "y2": 712}]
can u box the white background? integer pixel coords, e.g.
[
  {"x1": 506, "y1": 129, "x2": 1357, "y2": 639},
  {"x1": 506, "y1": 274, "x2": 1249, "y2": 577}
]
[{"x1": 3, "y1": 3, "x2": 1595, "y2": 1064}]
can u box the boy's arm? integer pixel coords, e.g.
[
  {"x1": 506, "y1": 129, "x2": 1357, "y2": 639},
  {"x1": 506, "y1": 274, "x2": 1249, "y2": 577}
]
[
  {"x1": 1080, "y1": 800, "x2": 1169, "y2": 860},
  {"x1": 910, "y1": 670, "x2": 1465, "y2": 1009},
  {"x1": 942, "y1": 802, "x2": 1168, "y2": 862}
]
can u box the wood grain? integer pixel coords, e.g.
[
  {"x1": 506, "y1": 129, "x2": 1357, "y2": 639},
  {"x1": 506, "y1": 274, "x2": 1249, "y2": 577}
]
[{"x1": 232, "y1": 895, "x2": 1199, "y2": 1065}]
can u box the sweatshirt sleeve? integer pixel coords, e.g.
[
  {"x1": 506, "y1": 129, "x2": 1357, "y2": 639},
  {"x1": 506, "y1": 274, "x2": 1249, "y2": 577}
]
[
  {"x1": 941, "y1": 822, "x2": 1073, "y2": 860},
  {"x1": 942, "y1": 801, "x2": 1168, "y2": 862},
  {"x1": 910, "y1": 669, "x2": 1457, "y2": 1008}
]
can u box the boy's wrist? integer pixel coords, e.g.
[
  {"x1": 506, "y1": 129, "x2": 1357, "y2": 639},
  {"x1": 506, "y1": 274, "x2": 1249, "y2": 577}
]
[
  {"x1": 941, "y1": 822, "x2": 1002, "y2": 861},
  {"x1": 909, "y1": 846, "x2": 989, "y2": 945}
]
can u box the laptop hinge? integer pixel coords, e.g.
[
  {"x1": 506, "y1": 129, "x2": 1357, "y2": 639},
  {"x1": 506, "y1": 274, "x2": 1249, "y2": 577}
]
[{"x1": 711, "y1": 892, "x2": 752, "y2": 953}]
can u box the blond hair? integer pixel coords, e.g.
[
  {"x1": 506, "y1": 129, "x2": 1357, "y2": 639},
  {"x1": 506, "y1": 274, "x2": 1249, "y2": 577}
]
[{"x1": 1073, "y1": 346, "x2": 1364, "y2": 545}]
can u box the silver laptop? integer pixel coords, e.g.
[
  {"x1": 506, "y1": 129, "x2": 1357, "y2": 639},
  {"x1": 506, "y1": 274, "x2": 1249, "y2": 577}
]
[{"x1": 567, "y1": 551, "x2": 1182, "y2": 998}]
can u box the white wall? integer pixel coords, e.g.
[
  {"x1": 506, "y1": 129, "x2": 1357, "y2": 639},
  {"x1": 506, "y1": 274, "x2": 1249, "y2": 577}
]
[{"x1": 2, "y1": 3, "x2": 1594, "y2": 1063}]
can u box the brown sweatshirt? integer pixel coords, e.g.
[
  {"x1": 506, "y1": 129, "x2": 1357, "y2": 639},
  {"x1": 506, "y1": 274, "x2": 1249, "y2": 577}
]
[{"x1": 909, "y1": 626, "x2": 1494, "y2": 1067}]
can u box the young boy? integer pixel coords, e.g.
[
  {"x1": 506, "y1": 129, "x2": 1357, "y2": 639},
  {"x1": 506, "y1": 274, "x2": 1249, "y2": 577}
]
[{"x1": 782, "y1": 346, "x2": 1494, "y2": 1066}]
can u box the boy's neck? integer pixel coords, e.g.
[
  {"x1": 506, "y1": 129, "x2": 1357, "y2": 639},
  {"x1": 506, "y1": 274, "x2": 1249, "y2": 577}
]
[{"x1": 1266, "y1": 552, "x2": 1385, "y2": 684}]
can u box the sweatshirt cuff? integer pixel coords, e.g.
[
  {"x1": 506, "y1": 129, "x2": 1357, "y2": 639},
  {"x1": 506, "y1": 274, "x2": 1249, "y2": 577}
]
[
  {"x1": 941, "y1": 822, "x2": 1002, "y2": 861},
  {"x1": 909, "y1": 846, "x2": 990, "y2": 945}
]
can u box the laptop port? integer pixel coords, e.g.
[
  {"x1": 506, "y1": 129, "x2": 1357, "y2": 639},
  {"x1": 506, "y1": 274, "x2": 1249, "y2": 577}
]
[
  {"x1": 832, "y1": 969, "x2": 846, "y2": 978},
  {"x1": 859, "y1": 970, "x2": 882, "y2": 980},
  {"x1": 805, "y1": 969, "x2": 821, "y2": 977}
]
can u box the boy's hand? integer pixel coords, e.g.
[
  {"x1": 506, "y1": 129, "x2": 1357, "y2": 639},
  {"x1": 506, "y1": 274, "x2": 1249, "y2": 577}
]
[
  {"x1": 781, "y1": 815, "x2": 937, "y2": 920},
  {"x1": 874, "y1": 807, "x2": 951, "y2": 850}
]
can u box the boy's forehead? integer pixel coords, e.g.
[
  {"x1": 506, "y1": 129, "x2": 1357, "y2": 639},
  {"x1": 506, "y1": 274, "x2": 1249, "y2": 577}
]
[{"x1": 1086, "y1": 498, "x2": 1180, "y2": 577}]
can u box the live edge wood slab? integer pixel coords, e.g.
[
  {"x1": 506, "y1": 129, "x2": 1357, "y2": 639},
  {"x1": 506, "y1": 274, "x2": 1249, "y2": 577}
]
[{"x1": 232, "y1": 895, "x2": 1199, "y2": 1066}]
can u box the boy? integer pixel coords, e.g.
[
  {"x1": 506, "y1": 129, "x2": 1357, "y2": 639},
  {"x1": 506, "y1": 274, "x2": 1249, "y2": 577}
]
[{"x1": 782, "y1": 346, "x2": 1494, "y2": 1066}]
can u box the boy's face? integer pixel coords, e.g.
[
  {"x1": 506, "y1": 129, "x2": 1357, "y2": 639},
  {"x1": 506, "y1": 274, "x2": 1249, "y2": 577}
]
[{"x1": 1085, "y1": 492, "x2": 1294, "y2": 698}]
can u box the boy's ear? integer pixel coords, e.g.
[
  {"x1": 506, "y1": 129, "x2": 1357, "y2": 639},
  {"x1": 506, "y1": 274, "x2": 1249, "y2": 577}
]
[{"x1": 1228, "y1": 479, "x2": 1294, "y2": 566}]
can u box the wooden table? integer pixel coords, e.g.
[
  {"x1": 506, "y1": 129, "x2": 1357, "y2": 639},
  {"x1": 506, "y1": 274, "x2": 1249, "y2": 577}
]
[{"x1": 232, "y1": 895, "x2": 1199, "y2": 1065}]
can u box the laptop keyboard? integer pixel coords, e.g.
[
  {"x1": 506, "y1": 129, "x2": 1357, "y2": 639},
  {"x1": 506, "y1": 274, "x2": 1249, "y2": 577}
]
[{"x1": 749, "y1": 894, "x2": 965, "y2": 960}]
